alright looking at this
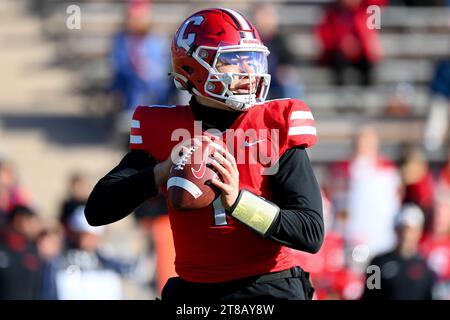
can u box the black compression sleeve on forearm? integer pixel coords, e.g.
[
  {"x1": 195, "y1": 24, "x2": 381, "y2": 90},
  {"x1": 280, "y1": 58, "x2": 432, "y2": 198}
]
[
  {"x1": 85, "y1": 150, "x2": 159, "y2": 226},
  {"x1": 267, "y1": 147, "x2": 324, "y2": 253}
]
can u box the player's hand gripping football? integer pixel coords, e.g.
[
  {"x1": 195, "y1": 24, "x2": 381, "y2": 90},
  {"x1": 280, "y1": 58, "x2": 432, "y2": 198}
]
[
  {"x1": 205, "y1": 136, "x2": 240, "y2": 210},
  {"x1": 153, "y1": 137, "x2": 202, "y2": 187}
]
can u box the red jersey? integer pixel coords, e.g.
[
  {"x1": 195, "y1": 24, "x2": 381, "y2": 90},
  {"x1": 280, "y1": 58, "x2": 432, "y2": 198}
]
[
  {"x1": 295, "y1": 233, "x2": 365, "y2": 300},
  {"x1": 130, "y1": 99, "x2": 317, "y2": 282},
  {"x1": 420, "y1": 235, "x2": 450, "y2": 281},
  {"x1": 439, "y1": 165, "x2": 450, "y2": 190}
]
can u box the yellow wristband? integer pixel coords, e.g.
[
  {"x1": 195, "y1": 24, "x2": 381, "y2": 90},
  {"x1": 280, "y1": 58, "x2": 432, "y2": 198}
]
[{"x1": 229, "y1": 190, "x2": 280, "y2": 236}]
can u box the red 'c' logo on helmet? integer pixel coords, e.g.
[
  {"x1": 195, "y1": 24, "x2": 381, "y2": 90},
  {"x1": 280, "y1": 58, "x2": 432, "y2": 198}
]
[{"x1": 176, "y1": 16, "x2": 204, "y2": 51}]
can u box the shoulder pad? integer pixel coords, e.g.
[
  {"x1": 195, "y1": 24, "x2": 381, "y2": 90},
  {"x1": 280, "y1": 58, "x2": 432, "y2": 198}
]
[
  {"x1": 286, "y1": 99, "x2": 317, "y2": 149},
  {"x1": 129, "y1": 105, "x2": 190, "y2": 160},
  {"x1": 264, "y1": 99, "x2": 317, "y2": 149}
]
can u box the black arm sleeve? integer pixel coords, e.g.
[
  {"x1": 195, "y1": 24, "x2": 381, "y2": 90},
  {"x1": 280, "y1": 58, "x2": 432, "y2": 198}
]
[
  {"x1": 267, "y1": 147, "x2": 324, "y2": 253},
  {"x1": 85, "y1": 150, "x2": 159, "y2": 226}
]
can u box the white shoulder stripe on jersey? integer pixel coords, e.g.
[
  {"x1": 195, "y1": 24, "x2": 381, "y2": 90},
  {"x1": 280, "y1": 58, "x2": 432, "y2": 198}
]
[
  {"x1": 220, "y1": 8, "x2": 251, "y2": 30},
  {"x1": 131, "y1": 120, "x2": 140, "y2": 129},
  {"x1": 290, "y1": 111, "x2": 314, "y2": 120},
  {"x1": 288, "y1": 126, "x2": 317, "y2": 136},
  {"x1": 130, "y1": 135, "x2": 143, "y2": 144},
  {"x1": 167, "y1": 177, "x2": 203, "y2": 199}
]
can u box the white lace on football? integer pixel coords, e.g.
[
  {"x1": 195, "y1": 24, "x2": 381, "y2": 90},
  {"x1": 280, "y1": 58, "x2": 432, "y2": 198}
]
[{"x1": 174, "y1": 145, "x2": 197, "y2": 170}]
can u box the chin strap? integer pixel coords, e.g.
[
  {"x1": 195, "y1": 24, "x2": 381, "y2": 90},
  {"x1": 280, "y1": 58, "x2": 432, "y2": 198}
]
[
  {"x1": 194, "y1": 94, "x2": 243, "y2": 112},
  {"x1": 225, "y1": 99, "x2": 245, "y2": 110},
  {"x1": 226, "y1": 189, "x2": 280, "y2": 237}
]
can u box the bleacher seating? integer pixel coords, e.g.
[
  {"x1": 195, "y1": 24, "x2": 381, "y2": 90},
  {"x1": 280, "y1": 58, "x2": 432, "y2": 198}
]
[{"x1": 34, "y1": 0, "x2": 450, "y2": 163}]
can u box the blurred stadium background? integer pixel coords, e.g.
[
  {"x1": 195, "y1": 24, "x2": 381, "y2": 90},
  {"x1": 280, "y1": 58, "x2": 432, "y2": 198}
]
[{"x1": 0, "y1": 0, "x2": 449, "y2": 300}]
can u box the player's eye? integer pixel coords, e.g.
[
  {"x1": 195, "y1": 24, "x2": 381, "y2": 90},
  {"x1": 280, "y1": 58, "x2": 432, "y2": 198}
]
[{"x1": 247, "y1": 61, "x2": 257, "y2": 69}]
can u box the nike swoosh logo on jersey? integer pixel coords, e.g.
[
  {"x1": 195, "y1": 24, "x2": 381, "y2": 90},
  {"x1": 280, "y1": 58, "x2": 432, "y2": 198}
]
[
  {"x1": 243, "y1": 139, "x2": 266, "y2": 147},
  {"x1": 191, "y1": 147, "x2": 209, "y2": 179}
]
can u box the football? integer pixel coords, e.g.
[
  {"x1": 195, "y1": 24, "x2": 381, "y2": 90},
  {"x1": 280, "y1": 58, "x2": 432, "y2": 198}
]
[{"x1": 167, "y1": 138, "x2": 224, "y2": 211}]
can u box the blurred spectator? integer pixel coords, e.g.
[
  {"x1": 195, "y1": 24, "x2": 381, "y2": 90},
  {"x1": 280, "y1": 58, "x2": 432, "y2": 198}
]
[
  {"x1": 362, "y1": 204, "x2": 435, "y2": 300},
  {"x1": 0, "y1": 209, "x2": 5, "y2": 231},
  {"x1": 431, "y1": 60, "x2": 450, "y2": 100},
  {"x1": 36, "y1": 225, "x2": 64, "y2": 300},
  {"x1": 384, "y1": 82, "x2": 415, "y2": 117},
  {"x1": 425, "y1": 59, "x2": 450, "y2": 151},
  {"x1": 315, "y1": 0, "x2": 387, "y2": 86},
  {"x1": 134, "y1": 196, "x2": 176, "y2": 298},
  {"x1": 296, "y1": 191, "x2": 365, "y2": 300},
  {"x1": 59, "y1": 172, "x2": 91, "y2": 228},
  {"x1": 53, "y1": 206, "x2": 132, "y2": 300},
  {"x1": 399, "y1": 146, "x2": 435, "y2": 230},
  {"x1": 0, "y1": 206, "x2": 43, "y2": 299},
  {"x1": 252, "y1": 3, "x2": 302, "y2": 99},
  {"x1": 420, "y1": 196, "x2": 450, "y2": 299},
  {"x1": 328, "y1": 126, "x2": 401, "y2": 263},
  {"x1": 0, "y1": 159, "x2": 33, "y2": 214},
  {"x1": 110, "y1": 0, "x2": 171, "y2": 139}
]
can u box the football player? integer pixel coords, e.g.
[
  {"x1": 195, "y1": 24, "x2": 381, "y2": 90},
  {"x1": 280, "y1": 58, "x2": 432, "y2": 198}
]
[{"x1": 85, "y1": 8, "x2": 324, "y2": 301}]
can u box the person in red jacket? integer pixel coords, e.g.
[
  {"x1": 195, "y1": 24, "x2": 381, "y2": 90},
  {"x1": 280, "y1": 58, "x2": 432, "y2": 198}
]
[
  {"x1": 316, "y1": 0, "x2": 387, "y2": 86},
  {"x1": 400, "y1": 147, "x2": 436, "y2": 231},
  {"x1": 420, "y1": 196, "x2": 450, "y2": 299}
]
